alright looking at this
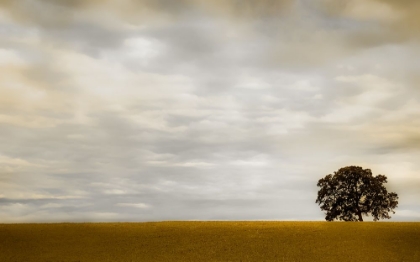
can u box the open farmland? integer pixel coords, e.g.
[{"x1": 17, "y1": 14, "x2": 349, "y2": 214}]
[{"x1": 1, "y1": 221, "x2": 419, "y2": 262}]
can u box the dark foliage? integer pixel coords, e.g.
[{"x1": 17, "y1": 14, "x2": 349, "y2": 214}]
[{"x1": 316, "y1": 166, "x2": 398, "y2": 221}]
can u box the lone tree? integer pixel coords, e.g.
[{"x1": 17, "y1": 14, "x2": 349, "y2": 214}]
[{"x1": 316, "y1": 166, "x2": 398, "y2": 221}]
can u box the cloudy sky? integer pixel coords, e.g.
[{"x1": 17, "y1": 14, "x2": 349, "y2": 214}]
[{"x1": 1, "y1": 0, "x2": 420, "y2": 222}]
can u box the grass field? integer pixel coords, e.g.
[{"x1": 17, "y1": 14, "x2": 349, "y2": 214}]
[{"x1": 1, "y1": 221, "x2": 419, "y2": 262}]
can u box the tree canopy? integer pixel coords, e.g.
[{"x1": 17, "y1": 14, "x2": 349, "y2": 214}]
[{"x1": 316, "y1": 166, "x2": 398, "y2": 221}]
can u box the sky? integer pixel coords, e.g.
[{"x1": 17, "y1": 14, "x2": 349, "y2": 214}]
[{"x1": 0, "y1": 0, "x2": 420, "y2": 222}]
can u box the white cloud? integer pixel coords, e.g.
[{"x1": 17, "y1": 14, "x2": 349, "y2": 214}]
[
  {"x1": 335, "y1": 74, "x2": 398, "y2": 105},
  {"x1": 394, "y1": 210, "x2": 420, "y2": 218},
  {"x1": 234, "y1": 76, "x2": 271, "y2": 89},
  {"x1": 119, "y1": 36, "x2": 165, "y2": 66},
  {"x1": 0, "y1": 49, "x2": 26, "y2": 66},
  {"x1": 116, "y1": 203, "x2": 150, "y2": 209}
]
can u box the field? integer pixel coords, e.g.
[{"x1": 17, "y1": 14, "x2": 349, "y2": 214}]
[{"x1": 1, "y1": 221, "x2": 419, "y2": 262}]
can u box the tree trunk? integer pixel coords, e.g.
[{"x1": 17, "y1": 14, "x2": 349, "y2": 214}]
[{"x1": 357, "y1": 211, "x2": 363, "y2": 221}]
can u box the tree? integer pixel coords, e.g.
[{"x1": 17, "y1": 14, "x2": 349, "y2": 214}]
[{"x1": 316, "y1": 166, "x2": 398, "y2": 221}]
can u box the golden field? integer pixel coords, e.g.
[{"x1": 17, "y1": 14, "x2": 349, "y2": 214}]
[{"x1": 0, "y1": 221, "x2": 419, "y2": 262}]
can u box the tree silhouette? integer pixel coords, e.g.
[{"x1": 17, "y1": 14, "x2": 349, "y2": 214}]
[{"x1": 316, "y1": 166, "x2": 398, "y2": 221}]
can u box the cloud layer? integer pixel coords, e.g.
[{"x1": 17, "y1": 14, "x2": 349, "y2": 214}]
[{"x1": 1, "y1": 0, "x2": 420, "y2": 222}]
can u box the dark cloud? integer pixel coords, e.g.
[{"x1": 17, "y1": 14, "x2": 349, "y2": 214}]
[
  {"x1": 316, "y1": 0, "x2": 420, "y2": 46},
  {"x1": 0, "y1": 0, "x2": 82, "y2": 28},
  {"x1": 45, "y1": 23, "x2": 134, "y2": 55},
  {"x1": 0, "y1": 0, "x2": 294, "y2": 27}
]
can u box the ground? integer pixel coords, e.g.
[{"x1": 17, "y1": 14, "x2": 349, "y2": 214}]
[{"x1": 1, "y1": 221, "x2": 419, "y2": 261}]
